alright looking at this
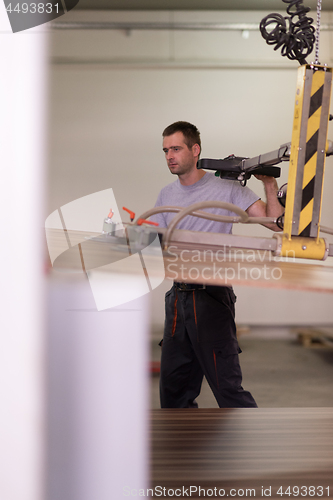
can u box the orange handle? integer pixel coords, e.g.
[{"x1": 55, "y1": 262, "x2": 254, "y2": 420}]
[
  {"x1": 137, "y1": 218, "x2": 159, "y2": 227},
  {"x1": 123, "y1": 206, "x2": 135, "y2": 221}
]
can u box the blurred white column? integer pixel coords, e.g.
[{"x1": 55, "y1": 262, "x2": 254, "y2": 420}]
[
  {"x1": 0, "y1": 6, "x2": 47, "y2": 500},
  {"x1": 47, "y1": 275, "x2": 150, "y2": 500}
]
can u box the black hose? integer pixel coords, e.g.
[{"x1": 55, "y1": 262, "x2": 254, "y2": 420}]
[{"x1": 260, "y1": 0, "x2": 315, "y2": 65}]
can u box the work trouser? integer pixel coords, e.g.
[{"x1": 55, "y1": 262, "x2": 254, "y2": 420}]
[{"x1": 160, "y1": 284, "x2": 257, "y2": 409}]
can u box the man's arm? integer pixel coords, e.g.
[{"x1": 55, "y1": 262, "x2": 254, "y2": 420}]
[{"x1": 246, "y1": 175, "x2": 284, "y2": 231}]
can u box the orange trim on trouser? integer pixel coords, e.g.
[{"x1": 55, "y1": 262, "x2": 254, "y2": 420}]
[
  {"x1": 213, "y1": 350, "x2": 219, "y2": 389},
  {"x1": 171, "y1": 291, "x2": 178, "y2": 336}
]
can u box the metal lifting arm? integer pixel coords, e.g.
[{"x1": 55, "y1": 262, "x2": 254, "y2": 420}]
[
  {"x1": 197, "y1": 137, "x2": 332, "y2": 187},
  {"x1": 197, "y1": 143, "x2": 291, "y2": 185}
]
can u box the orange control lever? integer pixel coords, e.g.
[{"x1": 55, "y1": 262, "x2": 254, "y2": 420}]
[
  {"x1": 137, "y1": 219, "x2": 159, "y2": 226},
  {"x1": 123, "y1": 206, "x2": 135, "y2": 222}
]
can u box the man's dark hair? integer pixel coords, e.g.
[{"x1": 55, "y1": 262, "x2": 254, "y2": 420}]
[{"x1": 162, "y1": 121, "x2": 201, "y2": 153}]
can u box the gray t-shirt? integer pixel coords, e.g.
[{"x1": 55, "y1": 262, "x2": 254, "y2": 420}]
[{"x1": 151, "y1": 172, "x2": 259, "y2": 234}]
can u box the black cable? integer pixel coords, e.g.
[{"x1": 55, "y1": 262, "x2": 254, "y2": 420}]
[{"x1": 260, "y1": 0, "x2": 315, "y2": 65}]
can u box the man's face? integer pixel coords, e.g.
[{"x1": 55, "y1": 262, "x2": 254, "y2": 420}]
[{"x1": 162, "y1": 131, "x2": 199, "y2": 176}]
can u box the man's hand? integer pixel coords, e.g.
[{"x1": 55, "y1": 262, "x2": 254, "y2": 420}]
[
  {"x1": 247, "y1": 174, "x2": 284, "y2": 231},
  {"x1": 253, "y1": 173, "x2": 278, "y2": 185}
]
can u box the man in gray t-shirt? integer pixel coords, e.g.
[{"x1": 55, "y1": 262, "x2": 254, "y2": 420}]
[
  {"x1": 153, "y1": 121, "x2": 282, "y2": 409},
  {"x1": 153, "y1": 171, "x2": 259, "y2": 234}
]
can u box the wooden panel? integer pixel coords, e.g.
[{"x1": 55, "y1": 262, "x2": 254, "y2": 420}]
[
  {"x1": 50, "y1": 229, "x2": 333, "y2": 293},
  {"x1": 151, "y1": 409, "x2": 333, "y2": 499}
]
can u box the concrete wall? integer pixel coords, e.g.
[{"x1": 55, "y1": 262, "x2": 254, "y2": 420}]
[{"x1": 48, "y1": 9, "x2": 333, "y2": 325}]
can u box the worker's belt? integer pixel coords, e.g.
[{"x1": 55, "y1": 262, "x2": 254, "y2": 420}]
[{"x1": 174, "y1": 282, "x2": 206, "y2": 291}]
